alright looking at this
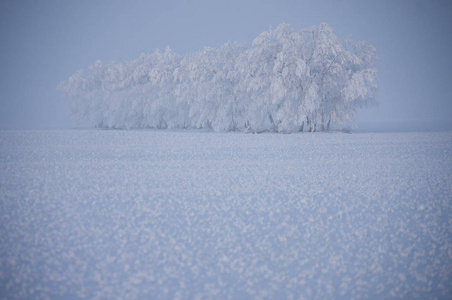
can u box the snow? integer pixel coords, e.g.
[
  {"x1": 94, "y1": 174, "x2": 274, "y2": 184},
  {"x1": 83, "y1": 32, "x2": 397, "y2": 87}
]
[{"x1": 0, "y1": 130, "x2": 451, "y2": 299}]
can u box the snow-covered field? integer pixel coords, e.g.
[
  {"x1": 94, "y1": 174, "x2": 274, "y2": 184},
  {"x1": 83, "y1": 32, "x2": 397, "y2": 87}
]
[{"x1": 0, "y1": 130, "x2": 451, "y2": 299}]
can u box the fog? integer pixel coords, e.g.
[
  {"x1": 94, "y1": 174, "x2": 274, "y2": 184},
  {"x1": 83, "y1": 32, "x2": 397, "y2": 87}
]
[{"x1": 1, "y1": 0, "x2": 451, "y2": 131}]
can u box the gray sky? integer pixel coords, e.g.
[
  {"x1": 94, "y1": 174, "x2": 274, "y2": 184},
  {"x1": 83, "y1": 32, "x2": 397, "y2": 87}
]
[{"x1": 1, "y1": 0, "x2": 451, "y2": 131}]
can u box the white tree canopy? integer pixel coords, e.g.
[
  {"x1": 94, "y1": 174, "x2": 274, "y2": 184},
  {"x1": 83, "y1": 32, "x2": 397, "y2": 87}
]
[{"x1": 59, "y1": 23, "x2": 378, "y2": 133}]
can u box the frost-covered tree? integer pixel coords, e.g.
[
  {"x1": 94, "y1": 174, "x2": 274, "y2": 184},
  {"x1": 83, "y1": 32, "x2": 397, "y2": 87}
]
[
  {"x1": 58, "y1": 23, "x2": 378, "y2": 133},
  {"x1": 300, "y1": 24, "x2": 378, "y2": 131}
]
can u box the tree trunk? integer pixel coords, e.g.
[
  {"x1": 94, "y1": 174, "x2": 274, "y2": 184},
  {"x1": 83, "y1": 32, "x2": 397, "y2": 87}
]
[
  {"x1": 326, "y1": 119, "x2": 331, "y2": 131},
  {"x1": 231, "y1": 110, "x2": 236, "y2": 131},
  {"x1": 268, "y1": 113, "x2": 274, "y2": 125},
  {"x1": 307, "y1": 116, "x2": 314, "y2": 132},
  {"x1": 320, "y1": 110, "x2": 325, "y2": 131},
  {"x1": 268, "y1": 113, "x2": 276, "y2": 132}
]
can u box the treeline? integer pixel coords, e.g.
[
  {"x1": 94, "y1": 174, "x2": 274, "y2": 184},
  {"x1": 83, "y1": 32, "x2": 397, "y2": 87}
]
[{"x1": 59, "y1": 23, "x2": 378, "y2": 133}]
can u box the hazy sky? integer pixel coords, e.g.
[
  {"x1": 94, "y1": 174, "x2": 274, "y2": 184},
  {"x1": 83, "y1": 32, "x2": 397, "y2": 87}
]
[{"x1": 1, "y1": 0, "x2": 451, "y2": 131}]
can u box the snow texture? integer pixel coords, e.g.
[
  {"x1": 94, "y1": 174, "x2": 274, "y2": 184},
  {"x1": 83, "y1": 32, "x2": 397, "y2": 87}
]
[{"x1": 0, "y1": 130, "x2": 451, "y2": 299}]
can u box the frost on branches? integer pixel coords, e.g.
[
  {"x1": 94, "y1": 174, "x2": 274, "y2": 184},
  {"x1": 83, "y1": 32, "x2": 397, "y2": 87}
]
[{"x1": 59, "y1": 23, "x2": 378, "y2": 133}]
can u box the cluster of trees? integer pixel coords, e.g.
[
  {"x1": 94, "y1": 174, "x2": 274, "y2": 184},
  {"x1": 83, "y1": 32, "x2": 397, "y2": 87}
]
[{"x1": 59, "y1": 23, "x2": 378, "y2": 133}]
